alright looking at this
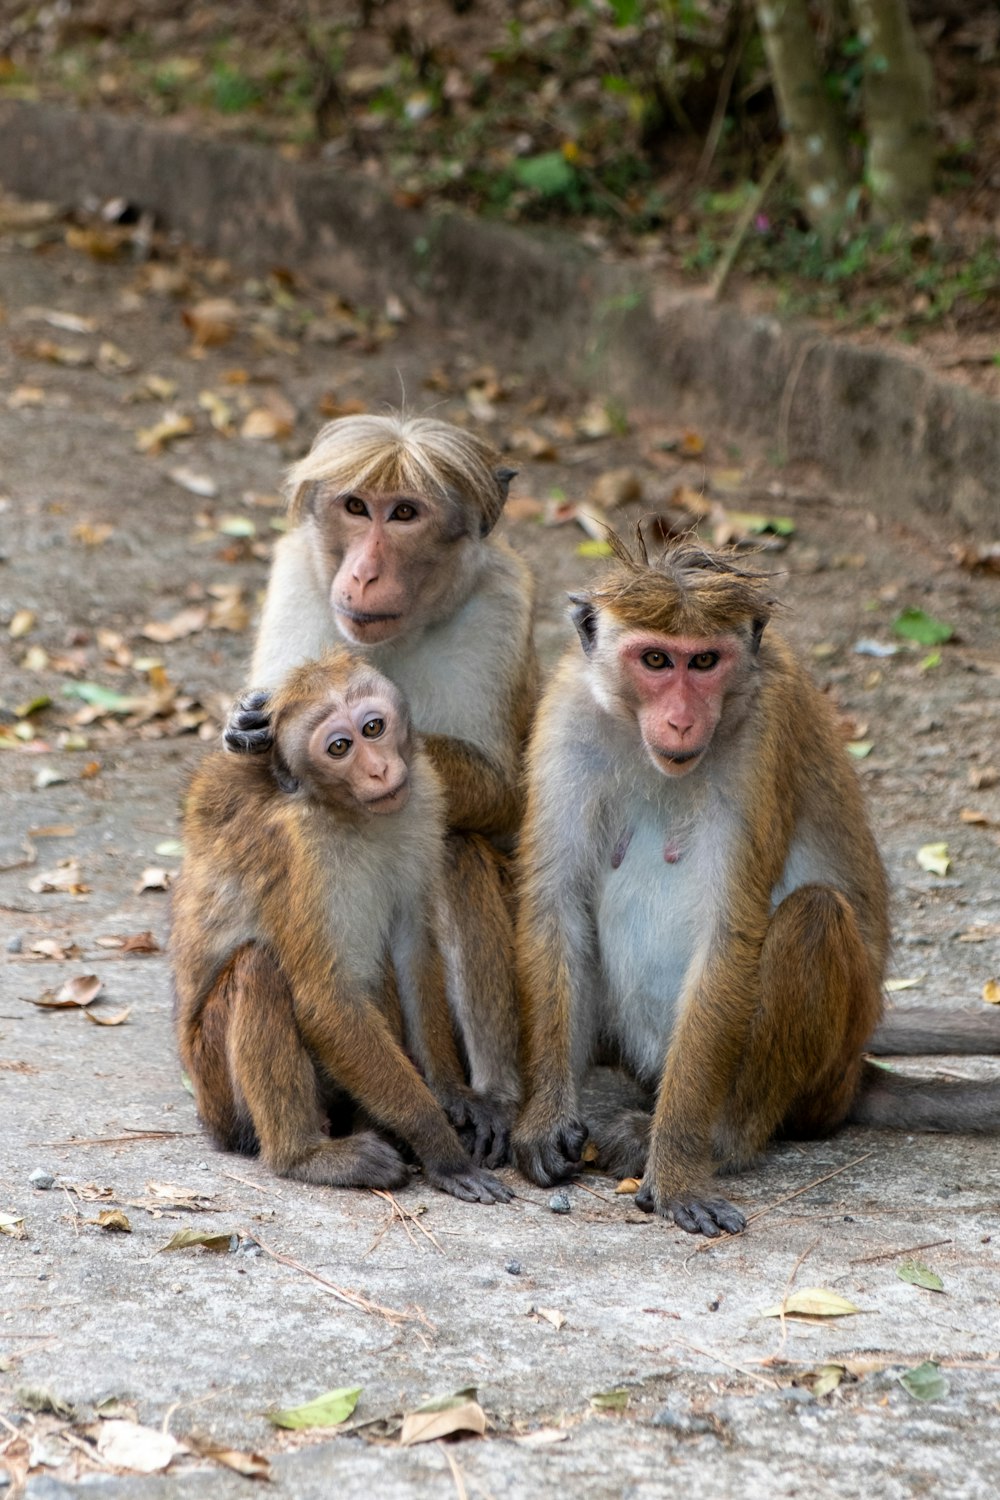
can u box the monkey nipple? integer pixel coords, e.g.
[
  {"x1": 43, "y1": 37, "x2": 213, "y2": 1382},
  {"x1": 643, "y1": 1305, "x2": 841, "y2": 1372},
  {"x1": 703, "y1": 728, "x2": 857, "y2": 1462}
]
[{"x1": 663, "y1": 839, "x2": 682, "y2": 864}]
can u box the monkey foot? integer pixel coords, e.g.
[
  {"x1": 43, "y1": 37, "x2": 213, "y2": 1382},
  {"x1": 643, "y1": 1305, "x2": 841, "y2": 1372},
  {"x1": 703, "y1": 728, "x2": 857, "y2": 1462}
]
[
  {"x1": 511, "y1": 1117, "x2": 588, "y2": 1187},
  {"x1": 224, "y1": 689, "x2": 273, "y2": 754},
  {"x1": 635, "y1": 1181, "x2": 747, "y2": 1237},
  {"x1": 276, "y1": 1132, "x2": 409, "y2": 1190},
  {"x1": 424, "y1": 1162, "x2": 514, "y2": 1204}
]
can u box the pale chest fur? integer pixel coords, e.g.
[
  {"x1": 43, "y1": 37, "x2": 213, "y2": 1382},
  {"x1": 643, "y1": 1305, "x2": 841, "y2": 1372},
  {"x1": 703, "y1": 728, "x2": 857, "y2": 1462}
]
[
  {"x1": 303, "y1": 794, "x2": 442, "y2": 986},
  {"x1": 594, "y1": 778, "x2": 827, "y2": 1083},
  {"x1": 595, "y1": 782, "x2": 736, "y2": 1081}
]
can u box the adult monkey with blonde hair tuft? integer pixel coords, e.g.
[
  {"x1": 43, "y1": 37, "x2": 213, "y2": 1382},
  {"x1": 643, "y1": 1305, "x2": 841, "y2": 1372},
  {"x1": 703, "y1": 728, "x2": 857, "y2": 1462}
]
[{"x1": 223, "y1": 412, "x2": 536, "y2": 1162}]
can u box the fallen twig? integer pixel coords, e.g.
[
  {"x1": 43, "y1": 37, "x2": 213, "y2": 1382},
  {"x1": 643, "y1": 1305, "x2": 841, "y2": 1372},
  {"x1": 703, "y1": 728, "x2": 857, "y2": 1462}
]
[
  {"x1": 851, "y1": 1237, "x2": 953, "y2": 1266},
  {"x1": 252, "y1": 1234, "x2": 420, "y2": 1326}
]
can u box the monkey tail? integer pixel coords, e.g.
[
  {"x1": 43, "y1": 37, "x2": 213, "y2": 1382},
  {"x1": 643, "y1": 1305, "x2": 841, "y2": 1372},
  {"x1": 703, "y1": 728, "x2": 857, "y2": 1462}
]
[
  {"x1": 849, "y1": 1060, "x2": 1000, "y2": 1133},
  {"x1": 867, "y1": 1006, "x2": 1000, "y2": 1056}
]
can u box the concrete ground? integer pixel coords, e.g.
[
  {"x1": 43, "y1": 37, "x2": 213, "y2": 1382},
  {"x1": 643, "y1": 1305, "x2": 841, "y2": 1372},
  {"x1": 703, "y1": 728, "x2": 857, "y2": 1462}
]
[{"x1": 2, "y1": 190, "x2": 1000, "y2": 1499}]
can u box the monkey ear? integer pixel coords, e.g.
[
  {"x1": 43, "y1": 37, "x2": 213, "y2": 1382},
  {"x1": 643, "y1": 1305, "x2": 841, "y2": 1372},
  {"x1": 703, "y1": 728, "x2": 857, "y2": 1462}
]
[
  {"x1": 750, "y1": 617, "x2": 767, "y2": 654},
  {"x1": 479, "y1": 467, "x2": 519, "y2": 537},
  {"x1": 568, "y1": 594, "x2": 598, "y2": 656},
  {"x1": 495, "y1": 467, "x2": 518, "y2": 498}
]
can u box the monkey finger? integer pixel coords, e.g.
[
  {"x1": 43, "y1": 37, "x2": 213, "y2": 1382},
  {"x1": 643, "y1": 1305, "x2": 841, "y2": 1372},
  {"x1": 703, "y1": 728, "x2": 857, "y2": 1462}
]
[
  {"x1": 426, "y1": 1164, "x2": 514, "y2": 1204},
  {"x1": 636, "y1": 1181, "x2": 746, "y2": 1237},
  {"x1": 513, "y1": 1132, "x2": 583, "y2": 1187}
]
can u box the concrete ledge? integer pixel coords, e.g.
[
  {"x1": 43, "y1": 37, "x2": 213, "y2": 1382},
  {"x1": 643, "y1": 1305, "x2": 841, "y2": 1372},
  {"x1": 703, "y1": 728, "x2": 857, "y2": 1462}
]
[{"x1": 1, "y1": 100, "x2": 997, "y2": 536}]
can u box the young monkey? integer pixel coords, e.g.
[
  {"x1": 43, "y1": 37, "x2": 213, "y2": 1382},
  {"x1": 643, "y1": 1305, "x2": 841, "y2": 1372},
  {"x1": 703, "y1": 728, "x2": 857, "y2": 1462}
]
[
  {"x1": 513, "y1": 534, "x2": 1000, "y2": 1236},
  {"x1": 172, "y1": 648, "x2": 512, "y2": 1203}
]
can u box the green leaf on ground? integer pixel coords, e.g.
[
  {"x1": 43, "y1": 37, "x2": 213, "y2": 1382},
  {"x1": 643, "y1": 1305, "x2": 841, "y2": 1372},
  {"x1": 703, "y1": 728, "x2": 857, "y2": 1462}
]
[
  {"x1": 897, "y1": 1260, "x2": 944, "y2": 1293},
  {"x1": 892, "y1": 609, "x2": 953, "y2": 646},
  {"x1": 268, "y1": 1386, "x2": 362, "y2": 1430},
  {"x1": 899, "y1": 1361, "x2": 949, "y2": 1401}
]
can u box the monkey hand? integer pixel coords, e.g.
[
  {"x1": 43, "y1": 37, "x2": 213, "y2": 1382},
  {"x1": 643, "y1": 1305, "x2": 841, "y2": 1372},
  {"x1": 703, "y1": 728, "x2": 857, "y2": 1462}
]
[
  {"x1": 224, "y1": 689, "x2": 274, "y2": 754},
  {"x1": 635, "y1": 1179, "x2": 746, "y2": 1237},
  {"x1": 512, "y1": 1113, "x2": 588, "y2": 1187},
  {"x1": 424, "y1": 1158, "x2": 514, "y2": 1204}
]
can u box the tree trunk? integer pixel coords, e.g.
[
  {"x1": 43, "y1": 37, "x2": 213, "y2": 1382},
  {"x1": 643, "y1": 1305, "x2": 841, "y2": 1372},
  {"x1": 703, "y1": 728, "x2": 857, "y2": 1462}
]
[
  {"x1": 848, "y1": 0, "x2": 935, "y2": 224},
  {"x1": 753, "y1": 0, "x2": 852, "y2": 240}
]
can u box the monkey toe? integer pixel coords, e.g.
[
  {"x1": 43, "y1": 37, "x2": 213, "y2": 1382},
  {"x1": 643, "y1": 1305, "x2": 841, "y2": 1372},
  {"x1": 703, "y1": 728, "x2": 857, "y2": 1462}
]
[
  {"x1": 512, "y1": 1125, "x2": 586, "y2": 1187},
  {"x1": 426, "y1": 1164, "x2": 513, "y2": 1204},
  {"x1": 635, "y1": 1181, "x2": 745, "y2": 1236}
]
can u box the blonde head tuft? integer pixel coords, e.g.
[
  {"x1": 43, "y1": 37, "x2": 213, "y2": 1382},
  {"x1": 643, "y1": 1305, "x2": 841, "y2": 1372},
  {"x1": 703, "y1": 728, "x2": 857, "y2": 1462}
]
[{"x1": 285, "y1": 412, "x2": 511, "y2": 535}]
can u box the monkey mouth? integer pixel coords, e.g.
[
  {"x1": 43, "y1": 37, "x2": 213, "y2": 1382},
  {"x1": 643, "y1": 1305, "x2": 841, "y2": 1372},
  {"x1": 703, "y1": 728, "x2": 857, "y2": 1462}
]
[
  {"x1": 364, "y1": 775, "x2": 410, "y2": 810},
  {"x1": 337, "y1": 606, "x2": 404, "y2": 626},
  {"x1": 652, "y1": 746, "x2": 705, "y2": 772}
]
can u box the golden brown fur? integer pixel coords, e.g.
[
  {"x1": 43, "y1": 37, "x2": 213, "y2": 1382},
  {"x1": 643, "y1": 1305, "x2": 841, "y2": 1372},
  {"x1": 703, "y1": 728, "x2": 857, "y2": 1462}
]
[
  {"x1": 513, "y1": 536, "x2": 1000, "y2": 1237},
  {"x1": 174, "y1": 648, "x2": 512, "y2": 1201}
]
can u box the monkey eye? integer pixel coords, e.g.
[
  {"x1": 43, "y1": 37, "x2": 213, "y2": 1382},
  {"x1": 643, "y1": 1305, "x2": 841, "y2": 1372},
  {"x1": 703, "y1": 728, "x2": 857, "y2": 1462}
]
[
  {"x1": 326, "y1": 735, "x2": 352, "y2": 758},
  {"x1": 641, "y1": 650, "x2": 671, "y2": 670},
  {"x1": 690, "y1": 651, "x2": 720, "y2": 671},
  {"x1": 344, "y1": 495, "x2": 369, "y2": 517},
  {"x1": 390, "y1": 501, "x2": 417, "y2": 522},
  {"x1": 361, "y1": 717, "x2": 385, "y2": 739}
]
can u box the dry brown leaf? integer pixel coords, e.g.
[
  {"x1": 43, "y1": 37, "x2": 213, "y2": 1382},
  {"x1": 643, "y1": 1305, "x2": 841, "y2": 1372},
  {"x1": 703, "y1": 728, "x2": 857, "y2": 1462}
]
[
  {"x1": 182, "y1": 298, "x2": 241, "y2": 350},
  {"x1": 509, "y1": 427, "x2": 558, "y2": 460},
  {"x1": 135, "y1": 411, "x2": 194, "y2": 455},
  {"x1": 72, "y1": 521, "x2": 114, "y2": 547},
  {"x1": 534, "y1": 1307, "x2": 567, "y2": 1330},
  {"x1": 399, "y1": 1399, "x2": 486, "y2": 1447},
  {"x1": 240, "y1": 391, "x2": 296, "y2": 442},
  {"x1": 140, "y1": 607, "x2": 209, "y2": 644},
  {"x1": 186, "y1": 1435, "x2": 271, "y2": 1480},
  {"x1": 9, "y1": 608, "x2": 36, "y2": 639},
  {"x1": 29, "y1": 860, "x2": 91, "y2": 895},
  {"x1": 29, "y1": 938, "x2": 80, "y2": 961},
  {"x1": 198, "y1": 389, "x2": 235, "y2": 434},
  {"x1": 207, "y1": 584, "x2": 250, "y2": 632},
  {"x1": 95, "y1": 930, "x2": 161, "y2": 954},
  {"x1": 960, "y1": 807, "x2": 993, "y2": 826},
  {"x1": 983, "y1": 980, "x2": 1000, "y2": 1005},
  {"x1": 8, "y1": 385, "x2": 46, "y2": 408},
  {"x1": 89, "y1": 1209, "x2": 132, "y2": 1232},
  {"x1": 576, "y1": 400, "x2": 615, "y2": 440},
  {"x1": 85, "y1": 1007, "x2": 132, "y2": 1027},
  {"x1": 615, "y1": 1177, "x2": 641, "y2": 1194},
  {"x1": 31, "y1": 974, "x2": 103, "y2": 1009},
  {"x1": 514, "y1": 1428, "x2": 569, "y2": 1448},
  {"x1": 679, "y1": 428, "x2": 705, "y2": 457},
  {"x1": 135, "y1": 867, "x2": 173, "y2": 893},
  {"x1": 670, "y1": 483, "x2": 712, "y2": 518},
  {"x1": 968, "y1": 767, "x2": 999, "y2": 791},
  {"x1": 168, "y1": 467, "x2": 219, "y2": 498},
  {"x1": 65, "y1": 224, "x2": 128, "y2": 261},
  {"x1": 97, "y1": 1420, "x2": 185, "y2": 1474},
  {"x1": 588, "y1": 468, "x2": 643, "y2": 511},
  {"x1": 96, "y1": 341, "x2": 134, "y2": 375},
  {"x1": 958, "y1": 925, "x2": 1000, "y2": 943}
]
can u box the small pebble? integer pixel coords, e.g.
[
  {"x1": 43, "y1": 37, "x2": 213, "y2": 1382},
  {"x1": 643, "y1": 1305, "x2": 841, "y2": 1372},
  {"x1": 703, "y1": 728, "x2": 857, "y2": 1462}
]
[
  {"x1": 5, "y1": 935, "x2": 22, "y2": 954},
  {"x1": 505, "y1": 1259, "x2": 523, "y2": 1276},
  {"x1": 37, "y1": 1272, "x2": 49, "y2": 1281},
  {"x1": 29, "y1": 1169, "x2": 55, "y2": 1190},
  {"x1": 548, "y1": 1192, "x2": 571, "y2": 1215}
]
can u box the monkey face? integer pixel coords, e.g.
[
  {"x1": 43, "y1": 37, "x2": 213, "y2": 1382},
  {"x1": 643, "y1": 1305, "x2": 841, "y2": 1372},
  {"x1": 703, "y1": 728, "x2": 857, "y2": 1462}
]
[
  {"x1": 621, "y1": 634, "x2": 743, "y2": 777},
  {"x1": 302, "y1": 694, "x2": 412, "y2": 812},
  {"x1": 319, "y1": 489, "x2": 468, "y2": 645}
]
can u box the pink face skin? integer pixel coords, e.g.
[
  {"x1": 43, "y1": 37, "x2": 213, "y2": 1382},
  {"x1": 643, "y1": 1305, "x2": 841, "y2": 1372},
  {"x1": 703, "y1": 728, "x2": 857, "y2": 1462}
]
[
  {"x1": 619, "y1": 633, "x2": 744, "y2": 777},
  {"x1": 329, "y1": 490, "x2": 441, "y2": 646},
  {"x1": 306, "y1": 698, "x2": 411, "y2": 813}
]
